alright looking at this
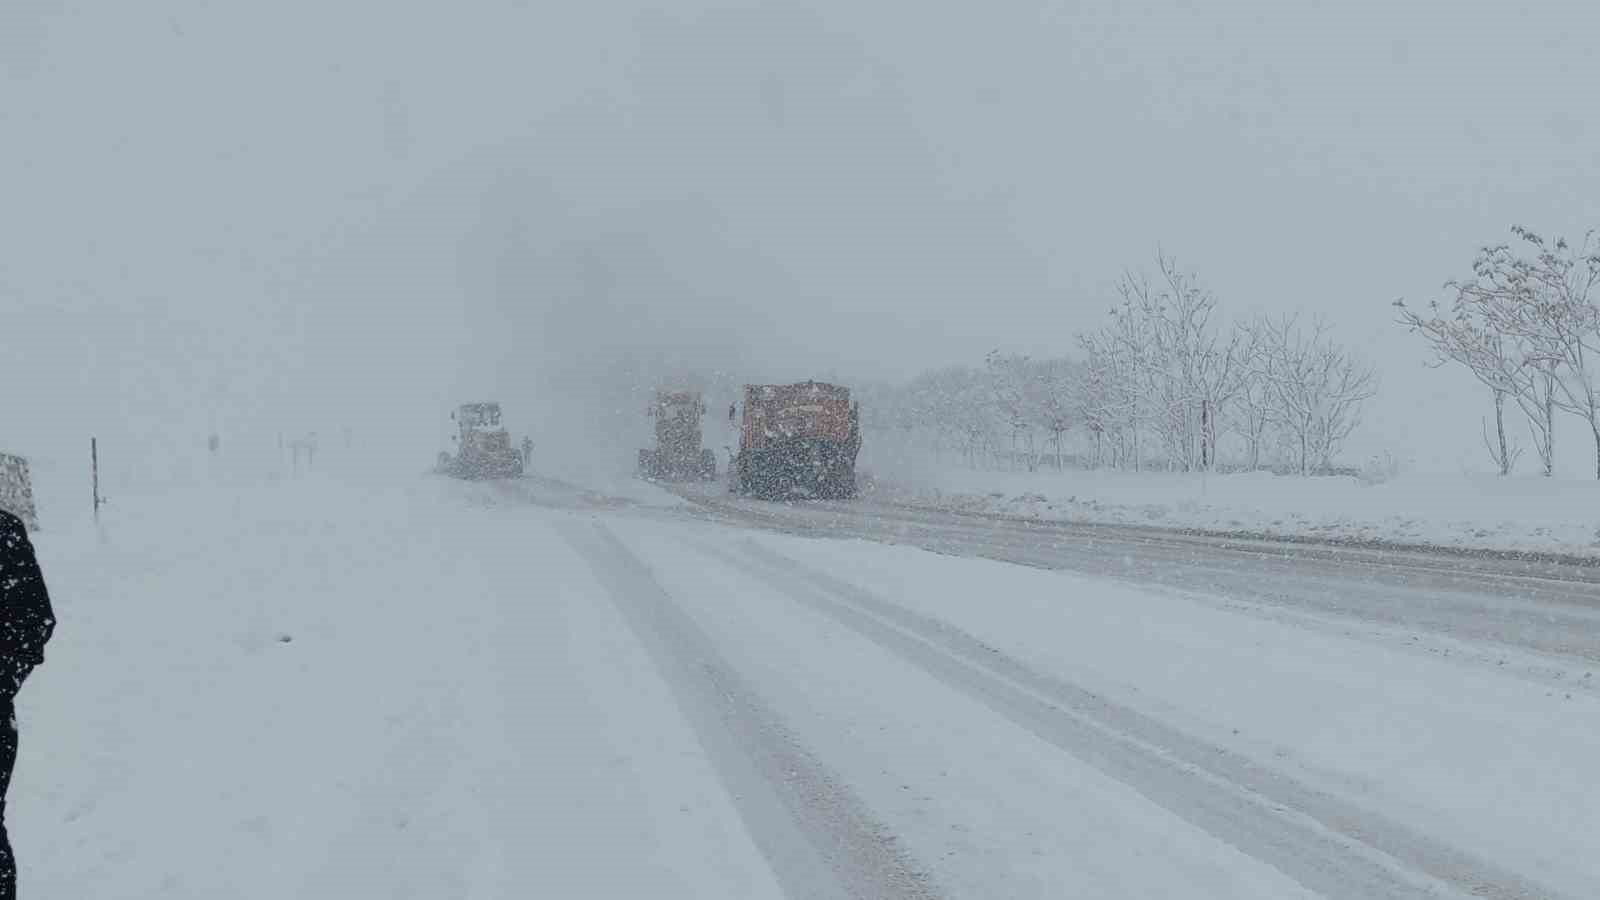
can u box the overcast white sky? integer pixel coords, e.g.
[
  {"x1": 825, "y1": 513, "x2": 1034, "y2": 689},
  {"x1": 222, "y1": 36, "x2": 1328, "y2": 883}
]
[{"x1": 5, "y1": 0, "x2": 1600, "y2": 484}]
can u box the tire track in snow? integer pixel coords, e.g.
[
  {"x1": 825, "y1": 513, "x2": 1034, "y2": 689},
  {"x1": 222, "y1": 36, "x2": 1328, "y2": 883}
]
[
  {"x1": 558, "y1": 521, "x2": 940, "y2": 900},
  {"x1": 698, "y1": 538, "x2": 1563, "y2": 900}
]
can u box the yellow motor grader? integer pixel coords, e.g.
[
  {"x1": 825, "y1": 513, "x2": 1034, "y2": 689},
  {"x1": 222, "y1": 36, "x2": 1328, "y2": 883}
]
[{"x1": 438, "y1": 402, "x2": 525, "y2": 479}]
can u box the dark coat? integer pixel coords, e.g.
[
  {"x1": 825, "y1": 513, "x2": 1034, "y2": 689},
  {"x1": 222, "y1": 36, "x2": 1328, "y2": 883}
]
[{"x1": 0, "y1": 511, "x2": 54, "y2": 700}]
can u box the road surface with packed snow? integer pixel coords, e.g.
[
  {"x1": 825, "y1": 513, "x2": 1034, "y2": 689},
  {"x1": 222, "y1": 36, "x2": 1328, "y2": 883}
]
[
  {"x1": 661, "y1": 481, "x2": 1600, "y2": 666},
  {"x1": 14, "y1": 469, "x2": 1598, "y2": 898}
]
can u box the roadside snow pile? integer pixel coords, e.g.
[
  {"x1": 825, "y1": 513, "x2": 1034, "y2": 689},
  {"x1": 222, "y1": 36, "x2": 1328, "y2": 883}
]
[{"x1": 873, "y1": 467, "x2": 1600, "y2": 556}]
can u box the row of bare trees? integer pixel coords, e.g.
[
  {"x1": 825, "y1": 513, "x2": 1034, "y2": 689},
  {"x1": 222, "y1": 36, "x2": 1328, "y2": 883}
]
[
  {"x1": 1397, "y1": 226, "x2": 1600, "y2": 478},
  {"x1": 864, "y1": 255, "x2": 1377, "y2": 475}
]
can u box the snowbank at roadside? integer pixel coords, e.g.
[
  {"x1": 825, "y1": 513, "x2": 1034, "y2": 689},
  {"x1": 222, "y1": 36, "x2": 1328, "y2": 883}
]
[{"x1": 869, "y1": 466, "x2": 1600, "y2": 556}]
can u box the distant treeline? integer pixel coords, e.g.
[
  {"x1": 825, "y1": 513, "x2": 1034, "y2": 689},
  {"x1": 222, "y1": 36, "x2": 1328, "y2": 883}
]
[{"x1": 852, "y1": 253, "x2": 1376, "y2": 477}]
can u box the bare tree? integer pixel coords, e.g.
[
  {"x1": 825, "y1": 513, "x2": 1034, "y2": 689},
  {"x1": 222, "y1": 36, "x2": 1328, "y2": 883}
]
[
  {"x1": 932, "y1": 365, "x2": 999, "y2": 469},
  {"x1": 1032, "y1": 357, "x2": 1079, "y2": 470},
  {"x1": 1076, "y1": 337, "x2": 1117, "y2": 467},
  {"x1": 1190, "y1": 317, "x2": 1247, "y2": 472},
  {"x1": 1116, "y1": 267, "x2": 1188, "y2": 470},
  {"x1": 1520, "y1": 363, "x2": 1559, "y2": 477},
  {"x1": 899, "y1": 366, "x2": 988, "y2": 467},
  {"x1": 983, "y1": 352, "x2": 1029, "y2": 470},
  {"x1": 1395, "y1": 299, "x2": 1524, "y2": 475},
  {"x1": 1114, "y1": 254, "x2": 1245, "y2": 471},
  {"x1": 1255, "y1": 315, "x2": 1378, "y2": 475},
  {"x1": 1395, "y1": 253, "x2": 1565, "y2": 478},
  {"x1": 1230, "y1": 321, "x2": 1277, "y2": 470},
  {"x1": 1079, "y1": 318, "x2": 1148, "y2": 471},
  {"x1": 1461, "y1": 227, "x2": 1600, "y2": 477},
  {"x1": 1480, "y1": 412, "x2": 1525, "y2": 475}
]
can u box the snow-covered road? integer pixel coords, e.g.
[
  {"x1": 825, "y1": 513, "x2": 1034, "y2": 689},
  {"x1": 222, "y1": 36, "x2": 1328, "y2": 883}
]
[
  {"x1": 17, "y1": 472, "x2": 1599, "y2": 898},
  {"x1": 663, "y1": 483, "x2": 1600, "y2": 667}
]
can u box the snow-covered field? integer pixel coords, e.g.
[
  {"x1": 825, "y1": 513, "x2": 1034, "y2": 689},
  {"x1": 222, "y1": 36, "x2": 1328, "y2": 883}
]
[
  {"x1": 871, "y1": 464, "x2": 1600, "y2": 556},
  {"x1": 14, "y1": 473, "x2": 774, "y2": 898},
  {"x1": 13, "y1": 465, "x2": 1598, "y2": 898}
]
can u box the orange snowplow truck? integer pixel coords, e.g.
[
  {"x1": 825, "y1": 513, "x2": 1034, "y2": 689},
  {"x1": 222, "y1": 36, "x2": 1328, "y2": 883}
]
[{"x1": 731, "y1": 381, "x2": 861, "y2": 500}]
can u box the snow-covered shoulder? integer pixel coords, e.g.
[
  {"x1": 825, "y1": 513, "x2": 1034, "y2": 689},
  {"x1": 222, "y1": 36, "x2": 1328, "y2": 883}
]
[{"x1": 870, "y1": 466, "x2": 1600, "y2": 557}]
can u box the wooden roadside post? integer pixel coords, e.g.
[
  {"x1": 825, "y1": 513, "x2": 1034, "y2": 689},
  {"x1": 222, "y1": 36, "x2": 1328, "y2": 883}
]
[{"x1": 92, "y1": 437, "x2": 106, "y2": 520}]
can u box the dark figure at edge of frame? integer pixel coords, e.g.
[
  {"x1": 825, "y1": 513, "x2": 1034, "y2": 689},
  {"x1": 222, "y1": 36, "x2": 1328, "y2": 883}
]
[{"x1": 0, "y1": 511, "x2": 55, "y2": 899}]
